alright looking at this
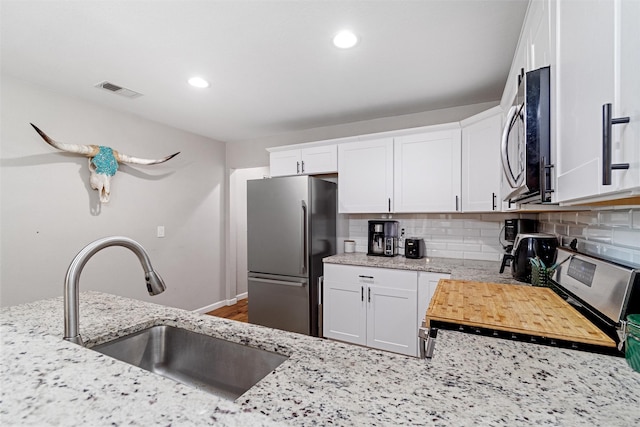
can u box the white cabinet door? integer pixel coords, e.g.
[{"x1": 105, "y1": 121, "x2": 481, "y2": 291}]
[
  {"x1": 461, "y1": 110, "x2": 502, "y2": 212},
  {"x1": 556, "y1": 0, "x2": 640, "y2": 203},
  {"x1": 338, "y1": 138, "x2": 394, "y2": 213},
  {"x1": 367, "y1": 285, "x2": 417, "y2": 356},
  {"x1": 270, "y1": 145, "x2": 337, "y2": 177},
  {"x1": 270, "y1": 150, "x2": 302, "y2": 177},
  {"x1": 394, "y1": 128, "x2": 461, "y2": 212},
  {"x1": 417, "y1": 272, "x2": 450, "y2": 328},
  {"x1": 323, "y1": 278, "x2": 366, "y2": 346},
  {"x1": 300, "y1": 145, "x2": 337, "y2": 175}
]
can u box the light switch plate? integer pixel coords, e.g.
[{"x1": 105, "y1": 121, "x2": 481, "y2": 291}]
[{"x1": 157, "y1": 226, "x2": 165, "y2": 238}]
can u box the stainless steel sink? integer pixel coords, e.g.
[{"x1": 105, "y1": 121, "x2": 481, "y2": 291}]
[{"x1": 92, "y1": 325, "x2": 288, "y2": 400}]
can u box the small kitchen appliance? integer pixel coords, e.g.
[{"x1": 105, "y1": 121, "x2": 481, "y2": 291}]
[
  {"x1": 367, "y1": 220, "x2": 398, "y2": 257},
  {"x1": 511, "y1": 233, "x2": 558, "y2": 282},
  {"x1": 499, "y1": 218, "x2": 537, "y2": 273},
  {"x1": 405, "y1": 238, "x2": 425, "y2": 259}
]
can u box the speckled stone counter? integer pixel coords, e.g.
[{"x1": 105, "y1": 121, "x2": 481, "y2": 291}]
[
  {"x1": 324, "y1": 253, "x2": 522, "y2": 285},
  {"x1": 2, "y1": 292, "x2": 639, "y2": 426}
]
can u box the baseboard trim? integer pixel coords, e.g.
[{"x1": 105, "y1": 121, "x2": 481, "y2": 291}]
[{"x1": 193, "y1": 292, "x2": 248, "y2": 314}]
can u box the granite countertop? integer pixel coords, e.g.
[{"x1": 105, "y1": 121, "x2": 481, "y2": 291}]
[
  {"x1": 324, "y1": 253, "x2": 523, "y2": 285},
  {"x1": 2, "y1": 291, "x2": 639, "y2": 426}
]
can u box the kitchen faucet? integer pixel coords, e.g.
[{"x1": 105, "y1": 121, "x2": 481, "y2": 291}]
[{"x1": 63, "y1": 236, "x2": 166, "y2": 345}]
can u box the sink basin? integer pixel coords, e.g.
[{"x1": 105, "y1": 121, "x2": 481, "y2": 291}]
[{"x1": 92, "y1": 325, "x2": 288, "y2": 400}]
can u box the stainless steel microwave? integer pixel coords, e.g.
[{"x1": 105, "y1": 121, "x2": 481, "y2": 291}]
[{"x1": 501, "y1": 66, "x2": 552, "y2": 204}]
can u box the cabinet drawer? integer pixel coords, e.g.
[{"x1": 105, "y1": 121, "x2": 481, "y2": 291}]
[{"x1": 324, "y1": 263, "x2": 417, "y2": 291}]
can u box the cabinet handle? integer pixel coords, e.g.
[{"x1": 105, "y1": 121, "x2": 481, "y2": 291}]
[
  {"x1": 388, "y1": 198, "x2": 391, "y2": 213},
  {"x1": 492, "y1": 192, "x2": 497, "y2": 211},
  {"x1": 361, "y1": 286, "x2": 364, "y2": 302},
  {"x1": 602, "y1": 103, "x2": 630, "y2": 185},
  {"x1": 368, "y1": 287, "x2": 371, "y2": 303},
  {"x1": 296, "y1": 161, "x2": 300, "y2": 174},
  {"x1": 301, "y1": 160, "x2": 305, "y2": 173},
  {"x1": 358, "y1": 275, "x2": 374, "y2": 279},
  {"x1": 455, "y1": 195, "x2": 459, "y2": 212}
]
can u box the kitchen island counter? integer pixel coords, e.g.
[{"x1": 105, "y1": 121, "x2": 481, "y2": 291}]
[
  {"x1": 324, "y1": 252, "x2": 522, "y2": 284},
  {"x1": 2, "y1": 292, "x2": 639, "y2": 426}
]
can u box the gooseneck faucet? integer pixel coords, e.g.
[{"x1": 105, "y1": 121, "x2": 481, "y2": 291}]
[{"x1": 63, "y1": 236, "x2": 166, "y2": 346}]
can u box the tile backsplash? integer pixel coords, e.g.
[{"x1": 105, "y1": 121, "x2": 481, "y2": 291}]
[
  {"x1": 346, "y1": 213, "x2": 535, "y2": 262},
  {"x1": 345, "y1": 208, "x2": 640, "y2": 267},
  {"x1": 539, "y1": 208, "x2": 640, "y2": 267}
]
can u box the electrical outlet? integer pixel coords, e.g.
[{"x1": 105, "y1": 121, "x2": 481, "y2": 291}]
[{"x1": 157, "y1": 226, "x2": 165, "y2": 238}]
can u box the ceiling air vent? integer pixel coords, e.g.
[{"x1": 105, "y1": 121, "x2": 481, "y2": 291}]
[{"x1": 94, "y1": 81, "x2": 143, "y2": 99}]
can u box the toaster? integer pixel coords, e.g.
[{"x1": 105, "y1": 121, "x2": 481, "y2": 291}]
[{"x1": 405, "y1": 238, "x2": 425, "y2": 259}]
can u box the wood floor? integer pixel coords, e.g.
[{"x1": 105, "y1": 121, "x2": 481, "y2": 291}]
[{"x1": 206, "y1": 299, "x2": 248, "y2": 322}]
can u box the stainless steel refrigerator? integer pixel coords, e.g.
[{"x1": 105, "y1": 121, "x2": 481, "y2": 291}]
[{"x1": 247, "y1": 175, "x2": 336, "y2": 336}]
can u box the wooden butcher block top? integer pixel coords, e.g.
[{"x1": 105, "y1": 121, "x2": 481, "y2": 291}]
[{"x1": 426, "y1": 279, "x2": 616, "y2": 348}]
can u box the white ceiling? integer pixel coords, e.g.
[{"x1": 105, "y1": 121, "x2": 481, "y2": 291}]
[{"x1": 1, "y1": 0, "x2": 528, "y2": 144}]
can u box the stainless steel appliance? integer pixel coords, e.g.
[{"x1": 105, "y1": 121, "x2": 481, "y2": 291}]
[
  {"x1": 551, "y1": 247, "x2": 640, "y2": 351},
  {"x1": 247, "y1": 176, "x2": 336, "y2": 337},
  {"x1": 501, "y1": 66, "x2": 552, "y2": 204},
  {"x1": 511, "y1": 233, "x2": 558, "y2": 282},
  {"x1": 499, "y1": 219, "x2": 537, "y2": 273},
  {"x1": 405, "y1": 238, "x2": 425, "y2": 259},
  {"x1": 367, "y1": 220, "x2": 398, "y2": 257}
]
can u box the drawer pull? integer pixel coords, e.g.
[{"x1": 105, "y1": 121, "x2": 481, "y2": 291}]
[{"x1": 358, "y1": 275, "x2": 374, "y2": 279}]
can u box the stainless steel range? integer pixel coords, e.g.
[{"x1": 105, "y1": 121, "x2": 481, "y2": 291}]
[
  {"x1": 550, "y1": 247, "x2": 640, "y2": 352},
  {"x1": 421, "y1": 247, "x2": 640, "y2": 358}
]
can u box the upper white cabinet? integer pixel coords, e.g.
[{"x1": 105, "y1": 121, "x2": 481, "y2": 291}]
[
  {"x1": 338, "y1": 138, "x2": 394, "y2": 213},
  {"x1": 461, "y1": 108, "x2": 502, "y2": 212},
  {"x1": 555, "y1": 0, "x2": 640, "y2": 203},
  {"x1": 269, "y1": 145, "x2": 337, "y2": 177},
  {"x1": 394, "y1": 125, "x2": 462, "y2": 212}
]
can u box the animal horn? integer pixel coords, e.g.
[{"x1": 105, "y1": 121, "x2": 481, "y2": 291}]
[
  {"x1": 114, "y1": 150, "x2": 180, "y2": 165},
  {"x1": 30, "y1": 123, "x2": 99, "y2": 156}
]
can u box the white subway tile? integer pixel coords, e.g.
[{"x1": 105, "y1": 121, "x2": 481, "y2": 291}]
[
  {"x1": 448, "y1": 243, "x2": 482, "y2": 252},
  {"x1": 464, "y1": 220, "x2": 500, "y2": 229},
  {"x1": 633, "y1": 209, "x2": 640, "y2": 229},
  {"x1": 426, "y1": 249, "x2": 464, "y2": 259},
  {"x1": 480, "y1": 229, "x2": 501, "y2": 238},
  {"x1": 584, "y1": 226, "x2": 613, "y2": 243},
  {"x1": 599, "y1": 210, "x2": 632, "y2": 227},
  {"x1": 464, "y1": 252, "x2": 501, "y2": 262},
  {"x1": 561, "y1": 212, "x2": 578, "y2": 224},
  {"x1": 554, "y1": 224, "x2": 568, "y2": 235},
  {"x1": 612, "y1": 228, "x2": 640, "y2": 249},
  {"x1": 481, "y1": 245, "x2": 503, "y2": 254},
  {"x1": 576, "y1": 211, "x2": 599, "y2": 225}
]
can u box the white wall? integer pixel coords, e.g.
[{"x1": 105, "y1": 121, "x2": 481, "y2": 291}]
[
  {"x1": 0, "y1": 76, "x2": 227, "y2": 310},
  {"x1": 226, "y1": 101, "x2": 499, "y2": 169}
]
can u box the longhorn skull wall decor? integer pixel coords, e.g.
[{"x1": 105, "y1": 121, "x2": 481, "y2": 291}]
[{"x1": 30, "y1": 123, "x2": 180, "y2": 203}]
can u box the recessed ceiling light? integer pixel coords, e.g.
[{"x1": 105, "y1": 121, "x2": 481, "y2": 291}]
[
  {"x1": 188, "y1": 77, "x2": 210, "y2": 88},
  {"x1": 333, "y1": 30, "x2": 358, "y2": 49}
]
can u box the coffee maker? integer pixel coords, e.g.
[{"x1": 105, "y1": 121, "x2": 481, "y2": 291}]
[
  {"x1": 499, "y1": 219, "x2": 537, "y2": 273},
  {"x1": 367, "y1": 220, "x2": 399, "y2": 257}
]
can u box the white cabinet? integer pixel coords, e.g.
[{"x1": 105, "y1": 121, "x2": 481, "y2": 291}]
[
  {"x1": 269, "y1": 145, "x2": 337, "y2": 177},
  {"x1": 461, "y1": 108, "x2": 502, "y2": 212},
  {"x1": 394, "y1": 125, "x2": 462, "y2": 212},
  {"x1": 555, "y1": 0, "x2": 640, "y2": 203},
  {"x1": 338, "y1": 138, "x2": 394, "y2": 213},
  {"x1": 323, "y1": 264, "x2": 418, "y2": 357},
  {"x1": 417, "y1": 272, "x2": 450, "y2": 327}
]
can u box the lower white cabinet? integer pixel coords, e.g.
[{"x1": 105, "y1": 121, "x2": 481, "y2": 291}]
[
  {"x1": 323, "y1": 263, "x2": 418, "y2": 356},
  {"x1": 417, "y1": 272, "x2": 451, "y2": 328}
]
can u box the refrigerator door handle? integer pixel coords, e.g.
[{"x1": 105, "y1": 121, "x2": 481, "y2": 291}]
[
  {"x1": 250, "y1": 277, "x2": 306, "y2": 287},
  {"x1": 301, "y1": 200, "x2": 307, "y2": 275}
]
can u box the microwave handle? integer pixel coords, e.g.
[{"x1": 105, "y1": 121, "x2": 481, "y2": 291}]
[{"x1": 501, "y1": 105, "x2": 520, "y2": 188}]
